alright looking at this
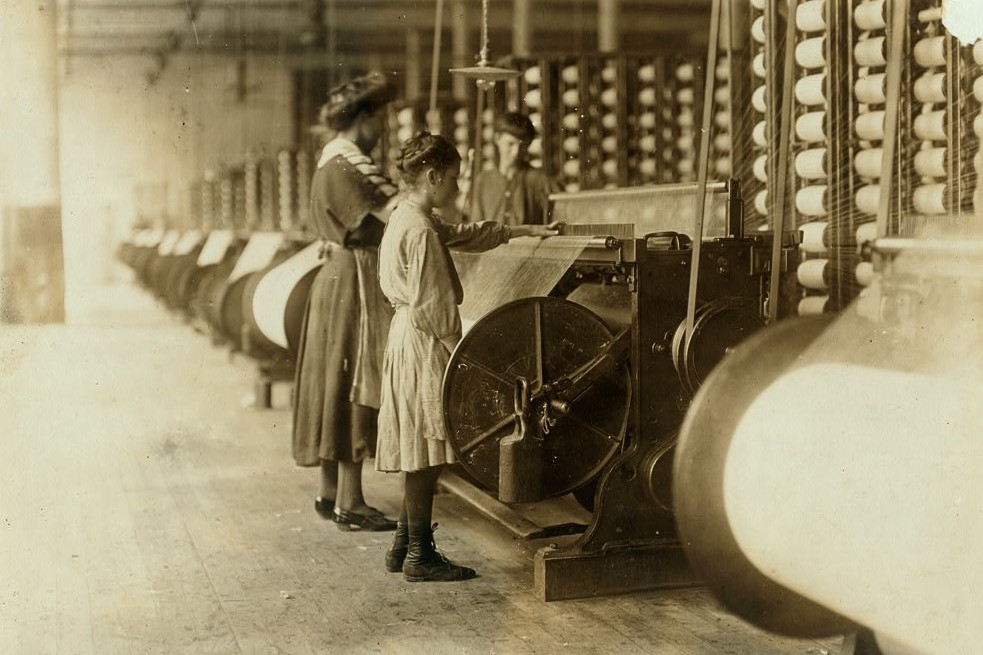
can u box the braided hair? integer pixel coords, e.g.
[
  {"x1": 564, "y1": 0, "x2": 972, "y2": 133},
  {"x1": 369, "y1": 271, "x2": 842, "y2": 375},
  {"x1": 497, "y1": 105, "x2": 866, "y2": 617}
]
[{"x1": 394, "y1": 131, "x2": 461, "y2": 185}]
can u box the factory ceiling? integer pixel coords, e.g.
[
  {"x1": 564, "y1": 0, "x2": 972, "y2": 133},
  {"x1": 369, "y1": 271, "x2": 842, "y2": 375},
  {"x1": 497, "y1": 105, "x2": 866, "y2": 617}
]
[{"x1": 57, "y1": 0, "x2": 712, "y2": 66}]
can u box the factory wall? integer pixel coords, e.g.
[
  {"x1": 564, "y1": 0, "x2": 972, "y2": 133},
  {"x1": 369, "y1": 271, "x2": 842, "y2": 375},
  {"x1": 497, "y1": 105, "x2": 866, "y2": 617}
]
[{"x1": 57, "y1": 52, "x2": 294, "y2": 321}]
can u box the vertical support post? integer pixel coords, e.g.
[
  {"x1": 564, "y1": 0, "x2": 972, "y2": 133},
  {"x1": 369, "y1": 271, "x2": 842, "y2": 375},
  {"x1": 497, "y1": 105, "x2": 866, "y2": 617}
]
[
  {"x1": 876, "y1": 0, "x2": 909, "y2": 238},
  {"x1": 767, "y1": 0, "x2": 800, "y2": 324},
  {"x1": 451, "y1": 0, "x2": 472, "y2": 99},
  {"x1": 405, "y1": 28, "x2": 422, "y2": 101},
  {"x1": 598, "y1": 0, "x2": 620, "y2": 53},
  {"x1": 513, "y1": 0, "x2": 532, "y2": 58},
  {"x1": 0, "y1": 0, "x2": 65, "y2": 323}
]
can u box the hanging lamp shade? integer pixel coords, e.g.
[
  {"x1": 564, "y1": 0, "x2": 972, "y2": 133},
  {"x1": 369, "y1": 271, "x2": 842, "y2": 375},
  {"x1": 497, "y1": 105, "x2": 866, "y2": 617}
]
[{"x1": 449, "y1": 0, "x2": 519, "y2": 89}]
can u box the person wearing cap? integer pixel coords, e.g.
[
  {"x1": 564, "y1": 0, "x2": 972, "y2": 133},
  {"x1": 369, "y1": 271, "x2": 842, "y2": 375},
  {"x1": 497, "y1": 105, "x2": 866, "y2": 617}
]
[
  {"x1": 292, "y1": 72, "x2": 399, "y2": 532},
  {"x1": 469, "y1": 112, "x2": 558, "y2": 225}
]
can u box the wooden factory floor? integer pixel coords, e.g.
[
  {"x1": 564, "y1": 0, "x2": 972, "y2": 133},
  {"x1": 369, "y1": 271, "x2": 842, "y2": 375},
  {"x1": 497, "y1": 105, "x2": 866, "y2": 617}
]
[{"x1": 0, "y1": 280, "x2": 841, "y2": 655}]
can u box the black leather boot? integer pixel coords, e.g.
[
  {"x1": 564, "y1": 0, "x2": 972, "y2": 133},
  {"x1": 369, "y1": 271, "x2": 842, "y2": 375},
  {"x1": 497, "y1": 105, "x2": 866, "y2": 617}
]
[
  {"x1": 402, "y1": 522, "x2": 477, "y2": 582},
  {"x1": 385, "y1": 522, "x2": 409, "y2": 573}
]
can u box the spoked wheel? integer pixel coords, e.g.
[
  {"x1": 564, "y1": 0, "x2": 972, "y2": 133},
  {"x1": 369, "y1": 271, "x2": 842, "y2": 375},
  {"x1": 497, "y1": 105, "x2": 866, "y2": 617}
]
[{"x1": 442, "y1": 297, "x2": 631, "y2": 501}]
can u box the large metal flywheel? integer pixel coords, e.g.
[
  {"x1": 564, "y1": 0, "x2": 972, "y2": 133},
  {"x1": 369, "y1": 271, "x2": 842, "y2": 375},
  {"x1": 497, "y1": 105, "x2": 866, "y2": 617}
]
[{"x1": 442, "y1": 297, "x2": 631, "y2": 500}]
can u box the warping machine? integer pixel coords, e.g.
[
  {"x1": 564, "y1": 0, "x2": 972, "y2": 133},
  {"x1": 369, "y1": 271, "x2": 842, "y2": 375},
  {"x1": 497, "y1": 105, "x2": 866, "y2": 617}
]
[
  {"x1": 438, "y1": 179, "x2": 800, "y2": 601},
  {"x1": 671, "y1": 0, "x2": 983, "y2": 653}
]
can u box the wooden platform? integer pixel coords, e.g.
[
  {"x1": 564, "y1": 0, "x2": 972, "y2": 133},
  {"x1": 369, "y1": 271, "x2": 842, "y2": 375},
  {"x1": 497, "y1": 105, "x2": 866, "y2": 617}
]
[{"x1": 0, "y1": 281, "x2": 842, "y2": 655}]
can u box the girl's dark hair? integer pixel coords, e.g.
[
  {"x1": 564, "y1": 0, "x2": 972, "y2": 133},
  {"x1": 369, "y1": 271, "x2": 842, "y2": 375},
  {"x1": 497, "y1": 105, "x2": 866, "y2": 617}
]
[
  {"x1": 323, "y1": 72, "x2": 396, "y2": 130},
  {"x1": 395, "y1": 131, "x2": 461, "y2": 183}
]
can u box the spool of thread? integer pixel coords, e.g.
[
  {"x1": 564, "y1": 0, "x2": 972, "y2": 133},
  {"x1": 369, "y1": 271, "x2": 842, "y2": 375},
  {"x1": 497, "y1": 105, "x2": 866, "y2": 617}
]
[
  {"x1": 753, "y1": 53, "x2": 767, "y2": 78},
  {"x1": 715, "y1": 86, "x2": 731, "y2": 105},
  {"x1": 602, "y1": 113, "x2": 619, "y2": 130},
  {"x1": 856, "y1": 221, "x2": 877, "y2": 247},
  {"x1": 482, "y1": 108, "x2": 495, "y2": 124},
  {"x1": 975, "y1": 40, "x2": 983, "y2": 66},
  {"x1": 677, "y1": 110, "x2": 694, "y2": 128},
  {"x1": 974, "y1": 77, "x2": 983, "y2": 104},
  {"x1": 397, "y1": 125, "x2": 414, "y2": 142},
  {"x1": 601, "y1": 88, "x2": 618, "y2": 108},
  {"x1": 795, "y1": 74, "x2": 827, "y2": 106},
  {"x1": 638, "y1": 88, "x2": 657, "y2": 106},
  {"x1": 797, "y1": 258, "x2": 829, "y2": 290},
  {"x1": 796, "y1": 111, "x2": 827, "y2": 142},
  {"x1": 638, "y1": 64, "x2": 657, "y2": 83},
  {"x1": 914, "y1": 36, "x2": 946, "y2": 67},
  {"x1": 562, "y1": 113, "x2": 580, "y2": 130},
  {"x1": 454, "y1": 107, "x2": 469, "y2": 125},
  {"x1": 677, "y1": 158, "x2": 694, "y2": 175},
  {"x1": 854, "y1": 0, "x2": 886, "y2": 30},
  {"x1": 662, "y1": 127, "x2": 674, "y2": 141},
  {"x1": 601, "y1": 136, "x2": 618, "y2": 153},
  {"x1": 529, "y1": 112, "x2": 542, "y2": 130},
  {"x1": 716, "y1": 64, "x2": 730, "y2": 81},
  {"x1": 912, "y1": 183, "x2": 947, "y2": 215},
  {"x1": 795, "y1": 148, "x2": 828, "y2": 179},
  {"x1": 796, "y1": 0, "x2": 826, "y2": 32},
  {"x1": 639, "y1": 135, "x2": 657, "y2": 152},
  {"x1": 796, "y1": 185, "x2": 828, "y2": 216},
  {"x1": 795, "y1": 37, "x2": 827, "y2": 69},
  {"x1": 524, "y1": 88, "x2": 542, "y2": 109},
  {"x1": 855, "y1": 261, "x2": 875, "y2": 287},
  {"x1": 753, "y1": 120, "x2": 768, "y2": 146},
  {"x1": 528, "y1": 138, "x2": 543, "y2": 157},
  {"x1": 799, "y1": 221, "x2": 828, "y2": 254},
  {"x1": 482, "y1": 143, "x2": 497, "y2": 160},
  {"x1": 639, "y1": 158, "x2": 657, "y2": 177},
  {"x1": 565, "y1": 182, "x2": 580, "y2": 193},
  {"x1": 914, "y1": 111, "x2": 946, "y2": 142},
  {"x1": 854, "y1": 73, "x2": 886, "y2": 104},
  {"x1": 854, "y1": 148, "x2": 884, "y2": 178},
  {"x1": 601, "y1": 159, "x2": 619, "y2": 179},
  {"x1": 561, "y1": 65, "x2": 580, "y2": 84},
  {"x1": 753, "y1": 154, "x2": 769, "y2": 182},
  {"x1": 714, "y1": 111, "x2": 731, "y2": 130},
  {"x1": 855, "y1": 184, "x2": 880, "y2": 215},
  {"x1": 639, "y1": 111, "x2": 657, "y2": 129},
  {"x1": 714, "y1": 133, "x2": 731, "y2": 151},
  {"x1": 453, "y1": 125, "x2": 469, "y2": 143},
  {"x1": 715, "y1": 159, "x2": 733, "y2": 176},
  {"x1": 397, "y1": 107, "x2": 415, "y2": 125},
  {"x1": 563, "y1": 136, "x2": 580, "y2": 154},
  {"x1": 524, "y1": 66, "x2": 542, "y2": 85},
  {"x1": 752, "y1": 85, "x2": 768, "y2": 113},
  {"x1": 855, "y1": 111, "x2": 885, "y2": 141},
  {"x1": 914, "y1": 73, "x2": 946, "y2": 104},
  {"x1": 562, "y1": 88, "x2": 580, "y2": 108},
  {"x1": 751, "y1": 16, "x2": 766, "y2": 43},
  {"x1": 677, "y1": 134, "x2": 695, "y2": 151},
  {"x1": 482, "y1": 125, "x2": 494, "y2": 142},
  {"x1": 918, "y1": 7, "x2": 942, "y2": 22},
  {"x1": 754, "y1": 189, "x2": 769, "y2": 216},
  {"x1": 601, "y1": 65, "x2": 617, "y2": 84},
  {"x1": 914, "y1": 147, "x2": 947, "y2": 178},
  {"x1": 751, "y1": 0, "x2": 765, "y2": 9},
  {"x1": 854, "y1": 37, "x2": 887, "y2": 67},
  {"x1": 676, "y1": 63, "x2": 695, "y2": 82},
  {"x1": 677, "y1": 87, "x2": 695, "y2": 105},
  {"x1": 797, "y1": 295, "x2": 829, "y2": 316},
  {"x1": 562, "y1": 159, "x2": 580, "y2": 177}
]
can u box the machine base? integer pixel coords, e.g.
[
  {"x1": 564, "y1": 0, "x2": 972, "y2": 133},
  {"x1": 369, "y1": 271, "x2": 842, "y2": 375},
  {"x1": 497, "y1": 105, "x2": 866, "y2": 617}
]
[{"x1": 534, "y1": 539, "x2": 698, "y2": 601}]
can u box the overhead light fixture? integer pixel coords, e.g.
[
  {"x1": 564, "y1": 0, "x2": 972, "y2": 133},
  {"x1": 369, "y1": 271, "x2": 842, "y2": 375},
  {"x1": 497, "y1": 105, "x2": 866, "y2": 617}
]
[{"x1": 449, "y1": 0, "x2": 519, "y2": 90}]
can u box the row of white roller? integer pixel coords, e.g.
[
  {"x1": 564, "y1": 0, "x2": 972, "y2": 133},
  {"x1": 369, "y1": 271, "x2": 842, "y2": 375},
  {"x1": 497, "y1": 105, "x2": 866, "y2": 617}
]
[
  {"x1": 749, "y1": 0, "x2": 771, "y2": 225},
  {"x1": 910, "y1": 5, "x2": 950, "y2": 218},
  {"x1": 558, "y1": 62, "x2": 583, "y2": 192},
  {"x1": 599, "y1": 60, "x2": 620, "y2": 189},
  {"x1": 791, "y1": 0, "x2": 832, "y2": 315}
]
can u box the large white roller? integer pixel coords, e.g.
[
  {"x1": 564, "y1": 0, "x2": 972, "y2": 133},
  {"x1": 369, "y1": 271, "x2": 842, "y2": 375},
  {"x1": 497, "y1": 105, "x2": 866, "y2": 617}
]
[
  {"x1": 252, "y1": 240, "x2": 322, "y2": 349},
  {"x1": 228, "y1": 232, "x2": 284, "y2": 283},
  {"x1": 196, "y1": 230, "x2": 236, "y2": 267}
]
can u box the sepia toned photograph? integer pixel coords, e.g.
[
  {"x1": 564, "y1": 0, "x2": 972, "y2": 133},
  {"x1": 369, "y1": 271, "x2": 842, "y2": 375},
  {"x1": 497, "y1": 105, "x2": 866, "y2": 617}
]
[{"x1": 1, "y1": 0, "x2": 980, "y2": 653}]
